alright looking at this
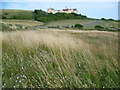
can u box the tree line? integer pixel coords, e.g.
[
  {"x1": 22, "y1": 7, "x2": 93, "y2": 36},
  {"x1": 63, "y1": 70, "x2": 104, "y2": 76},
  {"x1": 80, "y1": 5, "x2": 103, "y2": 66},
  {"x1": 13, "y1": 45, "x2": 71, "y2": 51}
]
[
  {"x1": 33, "y1": 9, "x2": 88, "y2": 23},
  {"x1": 1, "y1": 9, "x2": 116, "y2": 22}
]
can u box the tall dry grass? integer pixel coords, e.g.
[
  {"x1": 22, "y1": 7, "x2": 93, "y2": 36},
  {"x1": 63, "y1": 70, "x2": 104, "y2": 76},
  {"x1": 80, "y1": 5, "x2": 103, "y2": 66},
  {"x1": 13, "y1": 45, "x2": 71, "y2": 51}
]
[
  {"x1": 0, "y1": 31, "x2": 2, "y2": 89},
  {"x1": 2, "y1": 30, "x2": 119, "y2": 88}
]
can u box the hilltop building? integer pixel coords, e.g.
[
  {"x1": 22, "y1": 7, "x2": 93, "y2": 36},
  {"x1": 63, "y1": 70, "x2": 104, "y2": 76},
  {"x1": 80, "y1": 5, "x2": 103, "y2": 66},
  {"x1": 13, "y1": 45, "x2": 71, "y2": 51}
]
[{"x1": 47, "y1": 7, "x2": 78, "y2": 14}]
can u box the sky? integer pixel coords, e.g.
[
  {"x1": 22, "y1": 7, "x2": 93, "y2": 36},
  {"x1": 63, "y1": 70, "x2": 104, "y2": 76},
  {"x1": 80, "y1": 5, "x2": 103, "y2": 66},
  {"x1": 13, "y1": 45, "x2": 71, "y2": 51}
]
[
  {"x1": 1, "y1": 1, "x2": 118, "y2": 20},
  {"x1": 1, "y1": 0, "x2": 119, "y2": 2}
]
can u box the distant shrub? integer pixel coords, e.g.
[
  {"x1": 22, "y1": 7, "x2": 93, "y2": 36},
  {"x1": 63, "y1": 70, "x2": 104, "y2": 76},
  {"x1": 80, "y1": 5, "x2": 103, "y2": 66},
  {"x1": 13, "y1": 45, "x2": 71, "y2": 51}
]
[
  {"x1": 95, "y1": 25, "x2": 104, "y2": 30},
  {"x1": 74, "y1": 24, "x2": 83, "y2": 29},
  {"x1": 2, "y1": 15, "x2": 7, "y2": 19},
  {"x1": 101, "y1": 18, "x2": 106, "y2": 20},
  {"x1": 101, "y1": 18, "x2": 115, "y2": 21},
  {"x1": 108, "y1": 19, "x2": 115, "y2": 21},
  {"x1": 0, "y1": 23, "x2": 11, "y2": 31}
]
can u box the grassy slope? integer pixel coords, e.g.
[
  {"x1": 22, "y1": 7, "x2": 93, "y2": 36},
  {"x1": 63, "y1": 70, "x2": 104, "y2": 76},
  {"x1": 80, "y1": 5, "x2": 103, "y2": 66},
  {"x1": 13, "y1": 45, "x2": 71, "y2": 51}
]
[
  {"x1": 2, "y1": 19, "x2": 44, "y2": 26},
  {"x1": 1, "y1": 9, "x2": 118, "y2": 30},
  {"x1": 1, "y1": 19, "x2": 44, "y2": 31},
  {"x1": 46, "y1": 19, "x2": 118, "y2": 29},
  {"x1": 0, "y1": 9, "x2": 43, "y2": 31},
  {"x1": 1, "y1": 9, "x2": 34, "y2": 20},
  {"x1": 1, "y1": 9, "x2": 33, "y2": 13},
  {"x1": 2, "y1": 30, "x2": 119, "y2": 88}
]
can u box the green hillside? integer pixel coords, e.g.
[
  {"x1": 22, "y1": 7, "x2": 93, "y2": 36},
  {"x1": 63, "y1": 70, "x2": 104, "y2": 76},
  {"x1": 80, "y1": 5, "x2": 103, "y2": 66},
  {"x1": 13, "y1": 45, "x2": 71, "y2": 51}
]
[
  {"x1": 1, "y1": 9, "x2": 118, "y2": 31},
  {"x1": 46, "y1": 19, "x2": 118, "y2": 30},
  {"x1": 1, "y1": 9, "x2": 34, "y2": 20}
]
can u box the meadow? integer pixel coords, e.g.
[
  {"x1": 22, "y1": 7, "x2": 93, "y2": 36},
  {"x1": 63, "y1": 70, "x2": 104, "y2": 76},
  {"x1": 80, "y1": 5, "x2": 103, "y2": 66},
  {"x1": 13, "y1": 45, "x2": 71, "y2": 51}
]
[
  {"x1": 46, "y1": 19, "x2": 118, "y2": 30},
  {"x1": 1, "y1": 19, "x2": 118, "y2": 32},
  {"x1": 1, "y1": 9, "x2": 33, "y2": 20},
  {"x1": 2, "y1": 29, "x2": 119, "y2": 88},
  {"x1": 2, "y1": 19, "x2": 44, "y2": 26},
  {"x1": 0, "y1": 19, "x2": 44, "y2": 31}
]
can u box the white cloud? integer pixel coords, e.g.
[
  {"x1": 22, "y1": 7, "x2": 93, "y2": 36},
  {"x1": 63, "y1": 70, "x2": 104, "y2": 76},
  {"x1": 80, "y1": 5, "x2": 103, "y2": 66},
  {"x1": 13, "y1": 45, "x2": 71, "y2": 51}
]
[{"x1": 1, "y1": 0, "x2": 119, "y2": 2}]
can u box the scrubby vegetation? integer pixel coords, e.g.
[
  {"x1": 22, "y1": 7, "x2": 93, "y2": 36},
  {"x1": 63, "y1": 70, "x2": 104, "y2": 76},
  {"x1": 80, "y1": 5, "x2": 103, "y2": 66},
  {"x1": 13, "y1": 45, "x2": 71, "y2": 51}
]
[
  {"x1": 33, "y1": 9, "x2": 88, "y2": 23},
  {"x1": 0, "y1": 23, "x2": 36, "y2": 31},
  {"x1": 1, "y1": 20, "x2": 44, "y2": 31},
  {"x1": 94, "y1": 25, "x2": 104, "y2": 30},
  {"x1": 101, "y1": 18, "x2": 116, "y2": 21},
  {"x1": 74, "y1": 24, "x2": 83, "y2": 29},
  {"x1": 0, "y1": 23, "x2": 12, "y2": 31},
  {"x1": 2, "y1": 30, "x2": 119, "y2": 88}
]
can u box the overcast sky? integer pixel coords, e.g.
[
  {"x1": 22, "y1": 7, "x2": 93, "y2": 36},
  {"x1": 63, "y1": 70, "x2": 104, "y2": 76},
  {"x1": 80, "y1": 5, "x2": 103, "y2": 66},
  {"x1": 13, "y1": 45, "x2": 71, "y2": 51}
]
[{"x1": 1, "y1": 1, "x2": 118, "y2": 20}]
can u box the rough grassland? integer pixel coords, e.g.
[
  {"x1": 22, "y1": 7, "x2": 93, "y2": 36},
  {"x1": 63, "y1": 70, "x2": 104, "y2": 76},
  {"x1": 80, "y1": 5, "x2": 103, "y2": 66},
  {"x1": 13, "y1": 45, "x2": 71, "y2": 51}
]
[
  {"x1": 2, "y1": 19, "x2": 44, "y2": 26},
  {"x1": 0, "y1": 31, "x2": 2, "y2": 89},
  {"x1": 1, "y1": 9, "x2": 33, "y2": 20},
  {"x1": 2, "y1": 30, "x2": 119, "y2": 88},
  {"x1": 46, "y1": 19, "x2": 118, "y2": 29}
]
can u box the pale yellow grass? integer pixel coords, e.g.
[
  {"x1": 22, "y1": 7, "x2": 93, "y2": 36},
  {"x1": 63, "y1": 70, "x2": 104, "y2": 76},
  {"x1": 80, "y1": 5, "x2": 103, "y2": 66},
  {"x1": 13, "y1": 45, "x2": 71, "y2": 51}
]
[
  {"x1": 2, "y1": 30, "x2": 87, "y2": 51},
  {"x1": 0, "y1": 31, "x2": 2, "y2": 89},
  {"x1": 2, "y1": 20, "x2": 44, "y2": 26}
]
